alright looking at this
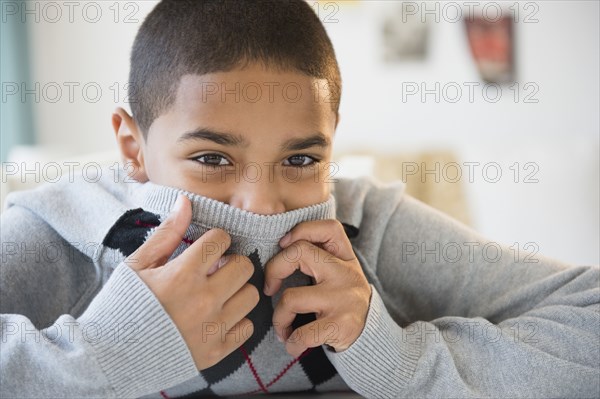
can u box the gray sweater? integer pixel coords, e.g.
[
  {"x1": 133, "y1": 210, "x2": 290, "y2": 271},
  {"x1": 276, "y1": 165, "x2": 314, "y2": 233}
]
[{"x1": 1, "y1": 169, "x2": 598, "y2": 398}]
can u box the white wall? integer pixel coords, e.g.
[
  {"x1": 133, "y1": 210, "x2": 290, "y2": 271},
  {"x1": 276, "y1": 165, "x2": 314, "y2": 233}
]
[
  {"x1": 21, "y1": 1, "x2": 599, "y2": 264},
  {"x1": 323, "y1": 1, "x2": 599, "y2": 265},
  {"x1": 24, "y1": 1, "x2": 156, "y2": 154}
]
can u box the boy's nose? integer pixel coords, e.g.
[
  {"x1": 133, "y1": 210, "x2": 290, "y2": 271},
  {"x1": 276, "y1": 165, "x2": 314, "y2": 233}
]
[{"x1": 228, "y1": 179, "x2": 286, "y2": 215}]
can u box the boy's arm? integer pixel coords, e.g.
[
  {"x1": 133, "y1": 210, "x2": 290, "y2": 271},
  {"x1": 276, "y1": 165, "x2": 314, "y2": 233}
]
[
  {"x1": 325, "y1": 196, "x2": 600, "y2": 398},
  {"x1": 1, "y1": 205, "x2": 100, "y2": 328},
  {"x1": 1, "y1": 205, "x2": 199, "y2": 398}
]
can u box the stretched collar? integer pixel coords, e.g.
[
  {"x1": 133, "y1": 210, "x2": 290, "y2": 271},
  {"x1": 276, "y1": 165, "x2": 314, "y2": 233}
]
[{"x1": 129, "y1": 181, "x2": 338, "y2": 241}]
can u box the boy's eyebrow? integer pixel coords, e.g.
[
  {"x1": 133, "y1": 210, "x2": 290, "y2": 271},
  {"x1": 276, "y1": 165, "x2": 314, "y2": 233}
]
[
  {"x1": 281, "y1": 133, "x2": 330, "y2": 151},
  {"x1": 178, "y1": 128, "x2": 249, "y2": 147},
  {"x1": 178, "y1": 128, "x2": 330, "y2": 151}
]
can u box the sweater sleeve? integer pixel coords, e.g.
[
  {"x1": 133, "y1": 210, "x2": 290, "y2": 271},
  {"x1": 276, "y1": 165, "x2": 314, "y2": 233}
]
[
  {"x1": 1, "y1": 206, "x2": 201, "y2": 398},
  {"x1": 325, "y1": 195, "x2": 600, "y2": 398}
]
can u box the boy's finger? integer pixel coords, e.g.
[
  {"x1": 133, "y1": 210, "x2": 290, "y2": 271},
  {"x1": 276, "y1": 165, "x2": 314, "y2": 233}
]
[
  {"x1": 284, "y1": 318, "x2": 339, "y2": 358},
  {"x1": 271, "y1": 285, "x2": 325, "y2": 342},
  {"x1": 279, "y1": 220, "x2": 355, "y2": 262},
  {"x1": 126, "y1": 195, "x2": 191, "y2": 271},
  {"x1": 176, "y1": 227, "x2": 232, "y2": 275},
  {"x1": 263, "y1": 241, "x2": 334, "y2": 296},
  {"x1": 209, "y1": 255, "x2": 256, "y2": 300}
]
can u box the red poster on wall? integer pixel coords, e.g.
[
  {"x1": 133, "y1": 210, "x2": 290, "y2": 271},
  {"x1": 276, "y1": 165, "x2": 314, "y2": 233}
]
[{"x1": 465, "y1": 15, "x2": 514, "y2": 83}]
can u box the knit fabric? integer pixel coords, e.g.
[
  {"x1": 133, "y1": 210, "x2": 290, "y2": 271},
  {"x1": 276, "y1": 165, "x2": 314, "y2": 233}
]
[
  {"x1": 1, "y1": 170, "x2": 598, "y2": 398},
  {"x1": 98, "y1": 182, "x2": 350, "y2": 397}
]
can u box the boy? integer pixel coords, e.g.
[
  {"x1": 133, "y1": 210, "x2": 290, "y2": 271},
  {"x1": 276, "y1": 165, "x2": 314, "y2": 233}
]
[{"x1": 1, "y1": 1, "x2": 598, "y2": 398}]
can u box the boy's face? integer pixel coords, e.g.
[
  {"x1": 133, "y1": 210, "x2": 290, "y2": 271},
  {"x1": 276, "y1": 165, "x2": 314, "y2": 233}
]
[{"x1": 114, "y1": 64, "x2": 338, "y2": 215}]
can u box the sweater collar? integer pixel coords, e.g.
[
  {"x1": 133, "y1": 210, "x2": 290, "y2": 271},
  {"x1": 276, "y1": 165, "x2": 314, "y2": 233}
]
[{"x1": 129, "y1": 181, "x2": 337, "y2": 241}]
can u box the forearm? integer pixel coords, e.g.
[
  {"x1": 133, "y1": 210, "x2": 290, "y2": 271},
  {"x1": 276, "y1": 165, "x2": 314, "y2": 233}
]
[
  {"x1": 329, "y1": 192, "x2": 600, "y2": 398},
  {"x1": 1, "y1": 313, "x2": 117, "y2": 398},
  {"x1": 326, "y1": 278, "x2": 600, "y2": 398},
  {"x1": 1, "y1": 263, "x2": 201, "y2": 398}
]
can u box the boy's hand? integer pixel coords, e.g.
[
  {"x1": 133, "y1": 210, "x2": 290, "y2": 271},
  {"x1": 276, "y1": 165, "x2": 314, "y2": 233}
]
[
  {"x1": 263, "y1": 220, "x2": 372, "y2": 357},
  {"x1": 125, "y1": 195, "x2": 259, "y2": 370}
]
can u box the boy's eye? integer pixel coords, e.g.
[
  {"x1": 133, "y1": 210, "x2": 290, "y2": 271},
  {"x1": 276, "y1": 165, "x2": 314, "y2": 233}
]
[
  {"x1": 194, "y1": 154, "x2": 231, "y2": 166},
  {"x1": 283, "y1": 155, "x2": 317, "y2": 167}
]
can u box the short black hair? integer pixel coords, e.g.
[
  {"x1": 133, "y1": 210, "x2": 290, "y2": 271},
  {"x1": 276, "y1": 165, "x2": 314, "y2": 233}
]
[{"x1": 129, "y1": 0, "x2": 342, "y2": 136}]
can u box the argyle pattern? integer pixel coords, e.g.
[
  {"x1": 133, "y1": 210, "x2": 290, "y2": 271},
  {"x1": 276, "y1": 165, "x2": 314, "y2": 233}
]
[{"x1": 99, "y1": 194, "x2": 353, "y2": 397}]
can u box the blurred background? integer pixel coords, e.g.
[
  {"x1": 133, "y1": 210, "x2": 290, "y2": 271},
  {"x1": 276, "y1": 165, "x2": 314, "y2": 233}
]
[{"x1": 1, "y1": 1, "x2": 598, "y2": 265}]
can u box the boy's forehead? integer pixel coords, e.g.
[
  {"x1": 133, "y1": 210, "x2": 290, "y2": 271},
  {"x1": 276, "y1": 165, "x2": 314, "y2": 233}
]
[
  {"x1": 149, "y1": 68, "x2": 337, "y2": 143},
  {"x1": 173, "y1": 68, "x2": 332, "y2": 108}
]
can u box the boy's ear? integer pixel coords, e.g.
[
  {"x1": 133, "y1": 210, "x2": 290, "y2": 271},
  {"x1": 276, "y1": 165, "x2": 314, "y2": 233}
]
[{"x1": 111, "y1": 107, "x2": 149, "y2": 183}]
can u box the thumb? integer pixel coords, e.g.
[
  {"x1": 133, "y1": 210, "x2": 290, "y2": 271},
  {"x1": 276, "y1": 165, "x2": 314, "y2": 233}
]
[{"x1": 126, "y1": 194, "x2": 192, "y2": 272}]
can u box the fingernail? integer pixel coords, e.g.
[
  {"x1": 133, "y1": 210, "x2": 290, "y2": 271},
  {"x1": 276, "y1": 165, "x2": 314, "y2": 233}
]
[
  {"x1": 276, "y1": 334, "x2": 283, "y2": 343},
  {"x1": 172, "y1": 195, "x2": 185, "y2": 213},
  {"x1": 206, "y1": 260, "x2": 219, "y2": 276},
  {"x1": 218, "y1": 255, "x2": 228, "y2": 269},
  {"x1": 286, "y1": 332, "x2": 296, "y2": 344},
  {"x1": 280, "y1": 232, "x2": 291, "y2": 247},
  {"x1": 263, "y1": 283, "x2": 270, "y2": 296}
]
